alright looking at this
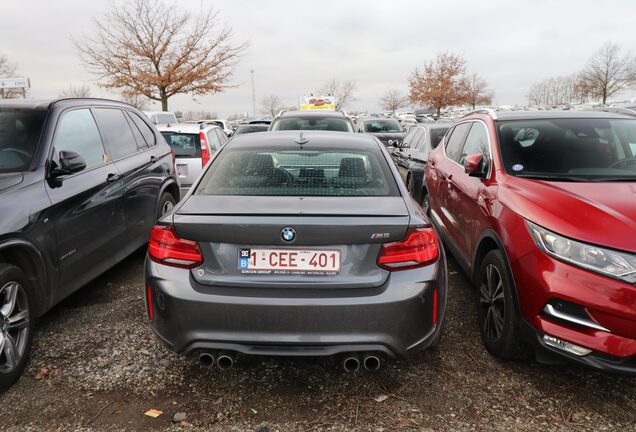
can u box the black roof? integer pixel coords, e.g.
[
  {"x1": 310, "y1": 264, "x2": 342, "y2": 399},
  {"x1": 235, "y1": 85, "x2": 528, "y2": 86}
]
[
  {"x1": 0, "y1": 97, "x2": 135, "y2": 110},
  {"x1": 227, "y1": 130, "x2": 377, "y2": 150}
]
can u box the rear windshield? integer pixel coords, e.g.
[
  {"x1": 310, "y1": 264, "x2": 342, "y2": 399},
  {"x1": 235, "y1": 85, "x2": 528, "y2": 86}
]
[
  {"x1": 271, "y1": 117, "x2": 353, "y2": 132},
  {"x1": 364, "y1": 119, "x2": 403, "y2": 133},
  {"x1": 0, "y1": 109, "x2": 46, "y2": 173},
  {"x1": 161, "y1": 132, "x2": 200, "y2": 158},
  {"x1": 196, "y1": 147, "x2": 398, "y2": 196},
  {"x1": 234, "y1": 125, "x2": 269, "y2": 136},
  {"x1": 497, "y1": 118, "x2": 636, "y2": 181}
]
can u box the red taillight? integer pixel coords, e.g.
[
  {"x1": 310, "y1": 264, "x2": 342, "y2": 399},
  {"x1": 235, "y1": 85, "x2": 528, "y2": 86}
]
[
  {"x1": 377, "y1": 227, "x2": 439, "y2": 270},
  {"x1": 148, "y1": 225, "x2": 203, "y2": 268},
  {"x1": 146, "y1": 285, "x2": 154, "y2": 321},
  {"x1": 200, "y1": 131, "x2": 210, "y2": 167}
]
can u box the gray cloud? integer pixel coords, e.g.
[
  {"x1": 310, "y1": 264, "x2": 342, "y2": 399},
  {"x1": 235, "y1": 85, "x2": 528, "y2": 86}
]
[{"x1": 2, "y1": 0, "x2": 635, "y2": 116}]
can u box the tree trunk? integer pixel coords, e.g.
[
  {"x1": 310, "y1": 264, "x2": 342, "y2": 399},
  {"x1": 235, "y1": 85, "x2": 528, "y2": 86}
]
[
  {"x1": 436, "y1": 106, "x2": 441, "y2": 117},
  {"x1": 160, "y1": 87, "x2": 169, "y2": 111}
]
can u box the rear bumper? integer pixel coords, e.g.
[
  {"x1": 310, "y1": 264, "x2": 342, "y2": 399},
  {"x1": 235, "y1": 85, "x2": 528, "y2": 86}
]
[{"x1": 145, "y1": 251, "x2": 447, "y2": 359}]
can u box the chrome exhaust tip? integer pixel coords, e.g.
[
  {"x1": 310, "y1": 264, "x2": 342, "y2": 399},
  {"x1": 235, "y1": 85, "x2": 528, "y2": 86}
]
[
  {"x1": 217, "y1": 352, "x2": 235, "y2": 370},
  {"x1": 343, "y1": 356, "x2": 360, "y2": 372},
  {"x1": 198, "y1": 352, "x2": 215, "y2": 368},
  {"x1": 363, "y1": 355, "x2": 381, "y2": 371}
]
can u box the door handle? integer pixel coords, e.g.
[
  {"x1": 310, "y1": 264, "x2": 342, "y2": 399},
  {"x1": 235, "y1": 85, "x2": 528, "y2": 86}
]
[
  {"x1": 106, "y1": 173, "x2": 120, "y2": 183},
  {"x1": 150, "y1": 155, "x2": 158, "y2": 163}
]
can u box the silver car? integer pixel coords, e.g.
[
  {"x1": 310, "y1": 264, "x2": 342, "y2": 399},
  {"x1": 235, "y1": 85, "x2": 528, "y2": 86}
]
[
  {"x1": 145, "y1": 131, "x2": 447, "y2": 371},
  {"x1": 158, "y1": 123, "x2": 227, "y2": 197}
]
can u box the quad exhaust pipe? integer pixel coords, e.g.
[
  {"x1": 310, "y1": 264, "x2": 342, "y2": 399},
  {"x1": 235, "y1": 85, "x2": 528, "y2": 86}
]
[
  {"x1": 342, "y1": 353, "x2": 382, "y2": 372},
  {"x1": 217, "y1": 352, "x2": 235, "y2": 371},
  {"x1": 363, "y1": 354, "x2": 381, "y2": 371},
  {"x1": 199, "y1": 352, "x2": 215, "y2": 368},
  {"x1": 199, "y1": 351, "x2": 236, "y2": 370}
]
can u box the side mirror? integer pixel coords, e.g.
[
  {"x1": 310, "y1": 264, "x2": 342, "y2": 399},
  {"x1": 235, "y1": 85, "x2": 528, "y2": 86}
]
[
  {"x1": 54, "y1": 150, "x2": 86, "y2": 176},
  {"x1": 464, "y1": 154, "x2": 487, "y2": 178}
]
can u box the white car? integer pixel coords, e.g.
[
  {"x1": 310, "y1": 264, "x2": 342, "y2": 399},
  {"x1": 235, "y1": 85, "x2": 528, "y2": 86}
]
[
  {"x1": 144, "y1": 111, "x2": 178, "y2": 125},
  {"x1": 195, "y1": 119, "x2": 233, "y2": 136},
  {"x1": 157, "y1": 123, "x2": 227, "y2": 197}
]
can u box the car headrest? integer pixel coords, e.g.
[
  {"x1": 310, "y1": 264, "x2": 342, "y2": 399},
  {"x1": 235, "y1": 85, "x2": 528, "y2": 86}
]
[
  {"x1": 247, "y1": 153, "x2": 275, "y2": 175},
  {"x1": 338, "y1": 157, "x2": 366, "y2": 178}
]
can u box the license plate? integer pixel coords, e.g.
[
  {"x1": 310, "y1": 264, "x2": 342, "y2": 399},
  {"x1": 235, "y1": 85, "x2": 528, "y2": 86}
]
[
  {"x1": 238, "y1": 248, "x2": 340, "y2": 274},
  {"x1": 177, "y1": 164, "x2": 187, "y2": 176}
]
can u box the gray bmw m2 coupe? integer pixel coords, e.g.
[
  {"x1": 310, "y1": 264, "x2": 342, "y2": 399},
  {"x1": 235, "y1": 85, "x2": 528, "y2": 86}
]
[{"x1": 145, "y1": 130, "x2": 447, "y2": 371}]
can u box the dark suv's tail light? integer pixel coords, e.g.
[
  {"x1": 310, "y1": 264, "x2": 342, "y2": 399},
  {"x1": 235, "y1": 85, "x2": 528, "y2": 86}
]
[
  {"x1": 148, "y1": 225, "x2": 203, "y2": 268},
  {"x1": 200, "y1": 131, "x2": 210, "y2": 167},
  {"x1": 377, "y1": 227, "x2": 439, "y2": 270}
]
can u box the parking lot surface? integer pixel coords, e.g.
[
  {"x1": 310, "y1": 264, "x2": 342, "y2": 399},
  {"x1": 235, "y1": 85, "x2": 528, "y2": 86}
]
[{"x1": 0, "y1": 248, "x2": 634, "y2": 431}]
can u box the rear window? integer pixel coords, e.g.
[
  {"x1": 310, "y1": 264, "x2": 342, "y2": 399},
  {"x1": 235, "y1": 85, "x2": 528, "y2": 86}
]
[
  {"x1": 234, "y1": 125, "x2": 269, "y2": 136},
  {"x1": 0, "y1": 109, "x2": 46, "y2": 173},
  {"x1": 364, "y1": 119, "x2": 403, "y2": 133},
  {"x1": 271, "y1": 117, "x2": 353, "y2": 132},
  {"x1": 161, "y1": 132, "x2": 200, "y2": 158},
  {"x1": 196, "y1": 147, "x2": 398, "y2": 196}
]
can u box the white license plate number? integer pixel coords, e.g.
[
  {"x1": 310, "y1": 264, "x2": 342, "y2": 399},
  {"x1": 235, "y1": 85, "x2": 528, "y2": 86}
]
[{"x1": 238, "y1": 248, "x2": 340, "y2": 274}]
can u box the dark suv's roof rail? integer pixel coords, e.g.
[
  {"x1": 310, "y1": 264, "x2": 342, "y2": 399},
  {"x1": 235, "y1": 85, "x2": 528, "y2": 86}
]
[{"x1": 462, "y1": 108, "x2": 498, "y2": 120}]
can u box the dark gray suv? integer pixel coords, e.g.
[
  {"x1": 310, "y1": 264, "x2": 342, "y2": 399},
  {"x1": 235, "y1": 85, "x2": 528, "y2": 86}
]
[
  {"x1": 0, "y1": 98, "x2": 179, "y2": 388},
  {"x1": 145, "y1": 130, "x2": 446, "y2": 372}
]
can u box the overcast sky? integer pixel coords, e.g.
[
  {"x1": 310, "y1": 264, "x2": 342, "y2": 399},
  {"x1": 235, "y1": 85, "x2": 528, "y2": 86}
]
[{"x1": 2, "y1": 0, "x2": 636, "y2": 117}]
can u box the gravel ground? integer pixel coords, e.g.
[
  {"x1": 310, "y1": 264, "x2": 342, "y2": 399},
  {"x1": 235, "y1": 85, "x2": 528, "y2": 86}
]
[{"x1": 0, "y1": 248, "x2": 635, "y2": 431}]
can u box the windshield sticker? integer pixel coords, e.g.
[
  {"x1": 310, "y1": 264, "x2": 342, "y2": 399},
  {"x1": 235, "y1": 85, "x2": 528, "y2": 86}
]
[{"x1": 512, "y1": 164, "x2": 524, "y2": 172}]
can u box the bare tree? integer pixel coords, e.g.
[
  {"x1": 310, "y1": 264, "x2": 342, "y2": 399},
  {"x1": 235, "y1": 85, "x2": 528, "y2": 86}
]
[
  {"x1": 409, "y1": 52, "x2": 469, "y2": 117},
  {"x1": 0, "y1": 54, "x2": 24, "y2": 99},
  {"x1": 319, "y1": 79, "x2": 356, "y2": 111},
  {"x1": 380, "y1": 89, "x2": 409, "y2": 114},
  {"x1": 579, "y1": 42, "x2": 636, "y2": 105},
  {"x1": 260, "y1": 95, "x2": 285, "y2": 118},
  {"x1": 120, "y1": 91, "x2": 149, "y2": 110},
  {"x1": 464, "y1": 73, "x2": 493, "y2": 109},
  {"x1": 59, "y1": 83, "x2": 92, "y2": 98},
  {"x1": 75, "y1": 0, "x2": 247, "y2": 111},
  {"x1": 527, "y1": 74, "x2": 594, "y2": 106}
]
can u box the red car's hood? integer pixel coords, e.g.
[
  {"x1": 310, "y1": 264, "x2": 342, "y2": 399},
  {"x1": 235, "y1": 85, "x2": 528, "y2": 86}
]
[{"x1": 500, "y1": 176, "x2": 636, "y2": 253}]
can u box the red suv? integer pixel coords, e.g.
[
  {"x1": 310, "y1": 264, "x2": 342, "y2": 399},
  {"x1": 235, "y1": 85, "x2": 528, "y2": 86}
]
[{"x1": 426, "y1": 109, "x2": 636, "y2": 374}]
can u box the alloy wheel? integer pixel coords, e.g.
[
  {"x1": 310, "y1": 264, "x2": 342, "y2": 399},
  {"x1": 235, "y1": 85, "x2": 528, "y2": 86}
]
[
  {"x1": 479, "y1": 264, "x2": 505, "y2": 341},
  {"x1": 0, "y1": 281, "x2": 30, "y2": 374},
  {"x1": 161, "y1": 200, "x2": 175, "y2": 216}
]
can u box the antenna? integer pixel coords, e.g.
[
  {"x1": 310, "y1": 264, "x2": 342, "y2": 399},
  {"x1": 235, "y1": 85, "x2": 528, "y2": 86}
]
[
  {"x1": 295, "y1": 132, "x2": 309, "y2": 145},
  {"x1": 250, "y1": 69, "x2": 256, "y2": 118}
]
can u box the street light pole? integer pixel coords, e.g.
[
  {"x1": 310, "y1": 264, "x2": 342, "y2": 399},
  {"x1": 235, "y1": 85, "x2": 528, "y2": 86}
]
[{"x1": 250, "y1": 69, "x2": 256, "y2": 118}]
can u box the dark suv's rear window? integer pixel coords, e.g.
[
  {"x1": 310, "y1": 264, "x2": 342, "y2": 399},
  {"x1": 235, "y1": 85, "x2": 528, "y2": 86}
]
[
  {"x1": 271, "y1": 117, "x2": 353, "y2": 132},
  {"x1": 161, "y1": 132, "x2": 201, "y2": 158},
  {"x1": 0, "y1": 109, "x2": 46, "y2": 173},
  {"x1": 196, "y1": 147, "x2": 398, "y2": 196}
]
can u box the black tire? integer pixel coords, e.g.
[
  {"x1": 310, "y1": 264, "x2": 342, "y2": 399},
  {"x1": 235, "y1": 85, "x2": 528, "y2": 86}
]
[
  {"x1": 0, "y1": 264, "x2": 34, "y2": 390},
  {"x1": 157, "y1": 192, "x2": 176, "y2": 221},
  {"x1": 476, "y1": 250, "x2": 532, "y2": 360}
]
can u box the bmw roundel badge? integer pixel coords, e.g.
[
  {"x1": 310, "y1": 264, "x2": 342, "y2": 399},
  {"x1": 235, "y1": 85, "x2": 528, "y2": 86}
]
[{"x1": 281, "y1": 227, "x2": 296, "y2": 242}]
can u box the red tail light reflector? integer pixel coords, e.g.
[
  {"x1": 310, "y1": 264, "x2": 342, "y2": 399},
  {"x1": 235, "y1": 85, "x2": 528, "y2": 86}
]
[
  {"x1": 146, "y1": 285, "x2": 154, "y2": 321},
  {"x1": 377, "y1": 227, "x2": 439, "y2": 270},
  {"x1": 200, "y1": 131, "x2": 210, "y2": 167},
  {"x1": 432, "y1": 288, "x2": 438, "y2": 324},
  {"x1": 148, "y1": 225, "x2": 203, "y2": 268}
]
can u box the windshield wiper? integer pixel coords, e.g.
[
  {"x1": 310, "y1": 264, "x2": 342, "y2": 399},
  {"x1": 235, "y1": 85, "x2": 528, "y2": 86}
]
[
  {"x1": 514, "y1": 173, "x2": 589, "y2": 182},
  {"x1": 586, "y1": 176, "x2": 636, "y2": 182}
]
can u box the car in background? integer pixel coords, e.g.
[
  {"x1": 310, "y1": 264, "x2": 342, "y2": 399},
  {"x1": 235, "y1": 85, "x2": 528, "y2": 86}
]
[
  {"x1": 269, "y1": 111, "x2": 354, "y2": 132},
  {"x1": 0, "y1": 98, "x2": 179, "y2": 388},
  {"x1": 145, "y1": 131, "x2": 447, "y2": 372},
  {"x1": 426, "y1": 109, "x2": 636, "y2": 375},
  {"x1": 196, "y1": 119, "x2": 233, "y2": 136},
  {"x1": 158, "y1": 123, "x2": 227, "y2": 197},
  {"x1": 144, "y1": 111, "x2": 178, "y2": 125},
  {"x1": 231, "y1": 123, "x2": 269, "y2": 136},
  {"x1": 391, "y1": 123, "x2": 450, "y2": 213},
  {"x1": 356, "y1": 117, "x2": 406, "y2": 147}
]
